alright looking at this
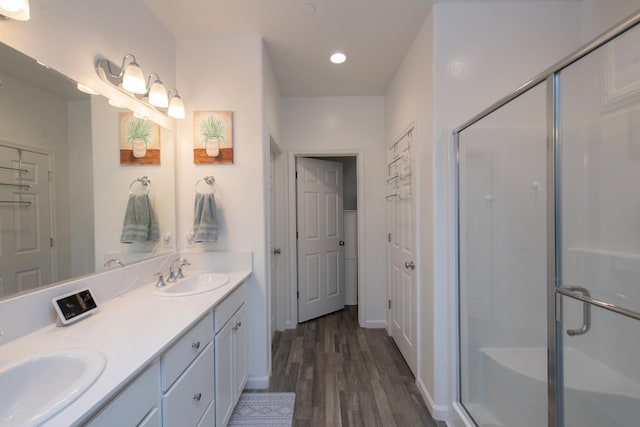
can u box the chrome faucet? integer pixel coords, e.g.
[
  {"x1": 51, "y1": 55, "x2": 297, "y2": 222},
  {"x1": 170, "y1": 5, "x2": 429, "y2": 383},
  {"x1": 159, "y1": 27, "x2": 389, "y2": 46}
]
[
  {"x1": 168, "y1": 258, "x2": 191, "y2": 283},
  {"x1": 104, "y1": 258, "x2": 125, "y2": 268}
]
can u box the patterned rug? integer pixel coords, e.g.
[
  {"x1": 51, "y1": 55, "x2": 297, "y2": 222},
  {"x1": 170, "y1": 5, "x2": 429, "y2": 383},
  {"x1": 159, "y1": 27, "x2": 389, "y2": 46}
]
[{"x1": 228, "y1": 392, "x2": 296, "y2": 427}]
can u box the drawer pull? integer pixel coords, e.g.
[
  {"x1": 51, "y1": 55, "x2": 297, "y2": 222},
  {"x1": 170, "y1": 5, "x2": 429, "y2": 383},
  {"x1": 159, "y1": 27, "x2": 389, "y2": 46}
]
[
  {"x1": 192, "y1": 341, "x2": 201, "y2": 350},
  {"x1": 193, "y1": 392, "x2": 202, "y2": 401}
]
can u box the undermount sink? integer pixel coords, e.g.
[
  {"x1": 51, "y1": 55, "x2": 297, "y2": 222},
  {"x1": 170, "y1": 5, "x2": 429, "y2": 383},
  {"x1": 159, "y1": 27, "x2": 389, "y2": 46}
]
[
  {"x1": 0, "y1": 348, "x2": 106, "y2": 427},
  {"x1": 153, "y1": 273, "x2": 230, "y2": 297}
]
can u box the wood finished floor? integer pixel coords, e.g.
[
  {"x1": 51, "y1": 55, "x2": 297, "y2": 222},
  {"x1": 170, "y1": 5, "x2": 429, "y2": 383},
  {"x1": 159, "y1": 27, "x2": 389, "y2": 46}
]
[{"x1": 267, "y1": 306, "x2": 447, "y2": 427}]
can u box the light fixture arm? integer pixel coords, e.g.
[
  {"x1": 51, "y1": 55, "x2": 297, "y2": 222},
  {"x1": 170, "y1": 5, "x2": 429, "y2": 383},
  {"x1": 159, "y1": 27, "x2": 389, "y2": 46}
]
[{"x1": 146, "y1": 73, "x2": 162, "y2": 90}]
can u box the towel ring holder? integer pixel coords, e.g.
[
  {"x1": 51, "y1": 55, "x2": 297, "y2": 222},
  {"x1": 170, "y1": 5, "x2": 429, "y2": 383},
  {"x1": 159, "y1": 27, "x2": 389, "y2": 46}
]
[
  {"x1": 129, "y1": 176, "x2": 151, "y2": 195},
  {"x1": 195, "y1": 176, "x2": 216, "y2": 194}
]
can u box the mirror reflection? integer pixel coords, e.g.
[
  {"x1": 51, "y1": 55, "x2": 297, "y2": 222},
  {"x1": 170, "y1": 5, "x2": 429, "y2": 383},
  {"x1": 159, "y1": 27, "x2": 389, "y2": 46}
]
[{"x1": 0, "y1": 42, "x2": 176, "y2": 300}]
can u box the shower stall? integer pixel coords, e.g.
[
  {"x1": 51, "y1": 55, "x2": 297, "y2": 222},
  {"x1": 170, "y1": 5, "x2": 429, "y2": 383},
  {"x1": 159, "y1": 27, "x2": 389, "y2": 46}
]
[{"x1": 455, "y1": 11, "x2": 640, "y2": 427}]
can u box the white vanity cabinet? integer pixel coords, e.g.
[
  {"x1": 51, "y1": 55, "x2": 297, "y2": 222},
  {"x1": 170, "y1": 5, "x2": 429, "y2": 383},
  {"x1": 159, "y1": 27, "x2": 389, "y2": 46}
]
[
  {"x1": 161, "y1": 310, "x2": 215, "y2": 427},
  {"x1": 86, "y1": 362, "x2": 161, "y2": 427},
  {"x1": 214, "y1": 282, "x2": 248, "y2": 426}
]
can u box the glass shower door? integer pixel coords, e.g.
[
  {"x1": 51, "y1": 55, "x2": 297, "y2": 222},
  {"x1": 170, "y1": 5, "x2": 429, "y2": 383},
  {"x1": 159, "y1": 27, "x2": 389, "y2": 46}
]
[
  {"x1": 458, "y1": 82, "x2": 548, "y2": 427},
  {"x1": 557, "y1": 23, "x2": 640, "y2": 427}
]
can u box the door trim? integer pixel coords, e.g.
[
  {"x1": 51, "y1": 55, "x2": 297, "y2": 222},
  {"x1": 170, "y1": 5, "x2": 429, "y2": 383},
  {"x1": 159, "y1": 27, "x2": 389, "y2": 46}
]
[{"x1": 287, "y1": 149, "x2": 365, "y2": 327}]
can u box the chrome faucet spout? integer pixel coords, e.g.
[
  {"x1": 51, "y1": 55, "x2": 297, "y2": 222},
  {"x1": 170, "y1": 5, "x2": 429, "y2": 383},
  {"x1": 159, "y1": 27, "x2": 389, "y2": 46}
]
[{"x1": 169, "y1": 257, "x2": 190, "y2": 282}]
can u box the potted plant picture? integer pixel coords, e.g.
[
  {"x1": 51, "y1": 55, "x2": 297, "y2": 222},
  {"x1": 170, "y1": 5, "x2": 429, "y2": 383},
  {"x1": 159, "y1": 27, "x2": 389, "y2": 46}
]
[
  {"x1": 199, "y1": 115, "x2": 225, "y2": 157},
  {"x1": 126, "y1": 117, "x2": 154, "y2": 158}
]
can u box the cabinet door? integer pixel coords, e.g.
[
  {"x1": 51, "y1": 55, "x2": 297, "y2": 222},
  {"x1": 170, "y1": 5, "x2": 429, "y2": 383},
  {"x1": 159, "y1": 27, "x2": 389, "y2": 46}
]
[
  {"x1": 234, "y1": 304, "x2": 248, "y2": 400},
  {"x1": 215, "y1": 318, "x2": 235, "y2": 427}
]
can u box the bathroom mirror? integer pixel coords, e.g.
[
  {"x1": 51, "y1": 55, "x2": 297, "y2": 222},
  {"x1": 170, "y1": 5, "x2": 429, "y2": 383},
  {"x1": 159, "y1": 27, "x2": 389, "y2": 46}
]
[{"x1": 0, "y1": 41, "x2": 176, "y2": 301}]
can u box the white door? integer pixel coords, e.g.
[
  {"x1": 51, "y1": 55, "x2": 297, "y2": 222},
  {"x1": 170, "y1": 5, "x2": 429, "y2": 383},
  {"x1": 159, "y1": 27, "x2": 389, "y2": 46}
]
[
  {"x1": 387, "y1": 132, "x2": 417, "y2": 374},
  {"x1": 269, "y1": 150, "x2": 279, "y2": 336},
  {"x1": 0, "y1": 145, "x2": 53, "y2": 297},
  {"x1": 296, "y1": 157, "x2": 345, "y2": 323}
]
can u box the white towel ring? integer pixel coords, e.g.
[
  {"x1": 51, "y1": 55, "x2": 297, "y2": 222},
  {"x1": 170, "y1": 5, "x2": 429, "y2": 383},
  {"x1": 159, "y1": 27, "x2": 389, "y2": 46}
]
[
  {"x1": 195, "y1": 176, "x2": 216, "y2": 194},
  {"x1": 129, "y1": 176, "x2": 151, "y2": 195}
]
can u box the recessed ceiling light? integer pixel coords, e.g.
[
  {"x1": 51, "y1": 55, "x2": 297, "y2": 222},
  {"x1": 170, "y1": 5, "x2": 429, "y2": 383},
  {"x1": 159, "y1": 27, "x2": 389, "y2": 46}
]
[{"x1": 330, "y1": 52, "x2": 347, "y2": 64}]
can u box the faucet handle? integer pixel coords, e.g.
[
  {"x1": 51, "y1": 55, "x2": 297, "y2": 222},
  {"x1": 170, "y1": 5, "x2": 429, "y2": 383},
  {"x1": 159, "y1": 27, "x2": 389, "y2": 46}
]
[{"x1": 154, "y1": 272, "x2": 167, "y2": 288}]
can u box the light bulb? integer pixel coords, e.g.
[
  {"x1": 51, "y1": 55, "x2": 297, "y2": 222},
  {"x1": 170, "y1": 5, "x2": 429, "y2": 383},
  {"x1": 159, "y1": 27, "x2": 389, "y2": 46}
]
[
  {"x1": 168, "y1": 94, "x2": 185, "y2": 119},
  {"x1": 0, "y1": 0, "x2": 30, "y2": 20},
  {"x1": 122, "y1": 61, "x2": 147, "y2": 94},
  {"x1": 148, "y1": 80, "x2": 169, "y2": 108},
  {"x1": 330, "y1": 52, "x2": 347, "y2": 64}
]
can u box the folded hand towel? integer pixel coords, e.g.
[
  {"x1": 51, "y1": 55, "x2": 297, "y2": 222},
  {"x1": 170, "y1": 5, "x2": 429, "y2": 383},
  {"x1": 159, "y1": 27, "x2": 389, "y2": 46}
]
[
  {"x1": 193, "y1": 192, "x2": 218, "y2": 242},
  {"x1": 120, "y1": 194, "x2": 160, "y2": 243}
]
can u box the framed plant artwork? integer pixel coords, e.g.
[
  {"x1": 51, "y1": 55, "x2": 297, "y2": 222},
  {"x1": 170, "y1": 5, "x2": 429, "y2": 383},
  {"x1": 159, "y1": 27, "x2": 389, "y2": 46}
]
[
  {"x1": 193, "y1": 111, "x2": 233, "y2": 164},
  {"x1": 119, "y1": 112, "x2": 161, "y2": 165}
]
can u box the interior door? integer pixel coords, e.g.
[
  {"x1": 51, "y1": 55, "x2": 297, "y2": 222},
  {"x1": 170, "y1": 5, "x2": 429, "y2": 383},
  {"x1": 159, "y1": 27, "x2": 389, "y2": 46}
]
[
  {"x1": 0, "y1": 145, "x2": 53, "y2": 297},
  {"x1": 270, "y1": 150, "x2": 279, "y2": 336},
  {"x1": 296, "y1": 157, "x2": 344, "y2": 323},
  {"x1": 387, "y1": 132, "x2": 417, "y2": 374}
]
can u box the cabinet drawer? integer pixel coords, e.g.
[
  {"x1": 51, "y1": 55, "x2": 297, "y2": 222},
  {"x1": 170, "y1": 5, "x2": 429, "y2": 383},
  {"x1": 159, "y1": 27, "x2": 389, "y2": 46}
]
[
  {"x1": 162, "y1": 310, "x2": 214, "y2": 391},
  {"x1": 162, "y1": 342, "x2": 215, "y2": 427},
  {"x1": 215, "y1": 282, "x2": 247, "y2": 333},
  {"x1": 86, "y1": 362, "x2": 159, "y2": 427}
]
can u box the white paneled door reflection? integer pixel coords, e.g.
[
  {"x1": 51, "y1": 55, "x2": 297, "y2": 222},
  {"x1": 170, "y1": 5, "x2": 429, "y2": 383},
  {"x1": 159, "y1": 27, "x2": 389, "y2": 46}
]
[
  {"x1": 296, "y1": 157, "x2": 344, "y2": 323},
  {"x1": 0, "y1": 145, "x2": 53, "y2": 297}
]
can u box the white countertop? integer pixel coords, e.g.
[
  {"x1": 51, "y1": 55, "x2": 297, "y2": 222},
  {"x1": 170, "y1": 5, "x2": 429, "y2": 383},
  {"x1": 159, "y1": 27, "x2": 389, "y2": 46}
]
[{"x1": 0, "y1": 270, "x2": 251, "y2": 427}]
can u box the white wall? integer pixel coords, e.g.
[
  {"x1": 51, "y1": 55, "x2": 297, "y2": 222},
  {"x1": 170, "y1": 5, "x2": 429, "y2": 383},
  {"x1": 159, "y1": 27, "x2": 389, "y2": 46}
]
[
  {"x1": 580, "y1": 0, "x2": 640, "y2": 42},
  {"x1": 175, "y1": 36, "x2": 270, "y2": 387},
  {"x1": 282, "y1": 96, "x2": 386, "y2": 327},
  {"x1": 68, "y1": 99, "x2": 95, "y2": 277}
]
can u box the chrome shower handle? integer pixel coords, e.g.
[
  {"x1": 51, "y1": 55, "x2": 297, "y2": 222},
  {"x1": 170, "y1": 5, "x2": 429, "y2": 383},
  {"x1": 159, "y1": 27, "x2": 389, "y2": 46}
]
[{"x1": 561, "y1": 286, "x2": 592, "y2": 336}]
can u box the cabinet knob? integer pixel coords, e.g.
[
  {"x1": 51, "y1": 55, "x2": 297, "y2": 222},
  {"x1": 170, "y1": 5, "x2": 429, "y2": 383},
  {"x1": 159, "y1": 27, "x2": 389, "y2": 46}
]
[
  {"x1": 193, "y1": 392, "x2": 202, "y2": 401},
  {"x1": 236, "y1": 321, "x2": 242, "y2": 328},
  {"x1": 192, "y1": 341, "x2": 201, "y2": 350}
]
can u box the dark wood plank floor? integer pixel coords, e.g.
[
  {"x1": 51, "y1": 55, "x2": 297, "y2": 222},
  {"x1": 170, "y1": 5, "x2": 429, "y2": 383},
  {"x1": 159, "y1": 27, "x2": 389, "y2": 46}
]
[{"x1": 268, "y1": 306, "x2": 447, "y2": 427}]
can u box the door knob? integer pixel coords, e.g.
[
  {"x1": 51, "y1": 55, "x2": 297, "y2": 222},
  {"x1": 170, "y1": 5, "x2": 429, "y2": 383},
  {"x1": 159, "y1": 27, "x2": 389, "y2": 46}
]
[
  {"x1": 404, "y1": 261, "x2": 415, "y2": 270},
  {"x1": 339, "y1": 241, "x2": 345, "y2": 246},
  {"x1": 272, "y1": 247, "x2": 281, "y2": 255}
]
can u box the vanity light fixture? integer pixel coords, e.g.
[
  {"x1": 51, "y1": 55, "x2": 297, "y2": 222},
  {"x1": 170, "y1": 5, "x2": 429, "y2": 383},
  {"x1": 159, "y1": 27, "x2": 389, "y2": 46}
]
[
  {"x1": 0, "y1": 0, "x2": 30, "y2": 20},
  {"x1": 167, "y1": 89, "x2": 185, "y2": 119},
  {"x1": 147, "y1": 74, "x2": 168, "y2": 108},
  {"x1": 96, "y1": 54, "x2": 185, "y2": 120}
]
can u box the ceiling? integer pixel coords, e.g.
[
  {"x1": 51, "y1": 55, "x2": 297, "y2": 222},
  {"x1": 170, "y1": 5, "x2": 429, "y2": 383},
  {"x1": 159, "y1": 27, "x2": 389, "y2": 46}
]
[{"x1": 144, "y1": 0, "x2": 436, "y2": 97}]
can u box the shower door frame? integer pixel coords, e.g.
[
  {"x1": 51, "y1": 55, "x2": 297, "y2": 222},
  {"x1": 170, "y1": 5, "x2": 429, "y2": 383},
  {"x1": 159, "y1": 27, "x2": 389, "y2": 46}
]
[{"x1": 453, "y1": 10, "x2": 640, "y2": 427}]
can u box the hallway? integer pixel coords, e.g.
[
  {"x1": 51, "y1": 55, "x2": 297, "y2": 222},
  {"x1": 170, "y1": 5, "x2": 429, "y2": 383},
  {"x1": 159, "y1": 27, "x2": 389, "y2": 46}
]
[{"x1": 269, "y1": 307, "x2": 445, "y2": 426}]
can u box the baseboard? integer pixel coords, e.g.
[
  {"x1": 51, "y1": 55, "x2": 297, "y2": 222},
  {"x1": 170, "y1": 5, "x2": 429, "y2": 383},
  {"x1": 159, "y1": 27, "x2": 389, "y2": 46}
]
[
  {"x1": 284, "y1": 320, "x2": 296, "y2": 330},
  {"x1": 362, "y1": 320, "x2": 387, "y2": 328},
  {"x1": 416, "y1": 377, "x2": 449, "y2": 421},
  {"x1": 245, "y1": 375, "x2": 270, "y2": 389}
]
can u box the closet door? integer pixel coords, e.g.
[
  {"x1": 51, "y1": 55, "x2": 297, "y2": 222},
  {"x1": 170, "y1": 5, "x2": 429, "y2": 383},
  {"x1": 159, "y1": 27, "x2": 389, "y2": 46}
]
[{"x1": 0, "y1": 146, "x2": 53, "y2": 297}]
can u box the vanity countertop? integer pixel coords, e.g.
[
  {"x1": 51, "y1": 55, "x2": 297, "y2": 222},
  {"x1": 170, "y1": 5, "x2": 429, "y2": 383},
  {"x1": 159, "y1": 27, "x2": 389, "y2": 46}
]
[{"x1": 0, "y1": 270, "x2": 252, "y2": 427}]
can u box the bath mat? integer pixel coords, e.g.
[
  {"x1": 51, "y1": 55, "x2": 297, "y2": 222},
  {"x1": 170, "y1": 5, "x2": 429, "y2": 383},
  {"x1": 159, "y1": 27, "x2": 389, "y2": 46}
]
[{"x1": 228, "y1": 392, "x2": 295, "y2": 426}]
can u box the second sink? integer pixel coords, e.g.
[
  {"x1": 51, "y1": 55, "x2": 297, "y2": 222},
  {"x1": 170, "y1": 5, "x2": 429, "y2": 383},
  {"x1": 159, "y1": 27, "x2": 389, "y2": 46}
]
[
  {"x1": 0, "y1": 348, "x2": 106, "y2": 427},
  {"x1": 153, "y1": 273, "x2": 230, "y2": 297}
]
